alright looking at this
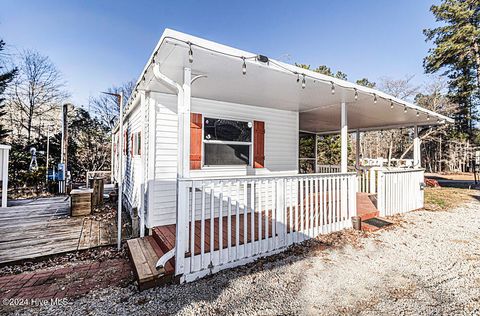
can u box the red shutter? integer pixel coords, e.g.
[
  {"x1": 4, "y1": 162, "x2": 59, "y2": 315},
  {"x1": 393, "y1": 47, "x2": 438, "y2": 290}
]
[
  {"x1": 138, "y1": 131, "x2": 141, "y2": 155},
  {"x1": 254, "y1": 121, "x2": 265, "y2": 168},
  {"x1": 131, "y1": 134, "x2": 134, "y2": 156},
  {"x1": 190, "y1": 113, "x2": 202, "y2": 169},
  {"x1": 123, "y1": 132, "x2": 127, "y2": 154}
]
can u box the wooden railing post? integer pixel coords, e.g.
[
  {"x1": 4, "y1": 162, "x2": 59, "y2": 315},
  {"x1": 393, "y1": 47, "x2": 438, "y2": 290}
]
[
  {"x1": 175, "y1": 180, "x2": 189, "y2": 276},
  {"x1": 276, "y1": 178, "x2": 286, "y2": 246},
  {"x1": 376, "y1": 170, "x2": 385, "y2": 216},
  {"x1": 369, "y1": 168, "x2": 376, "y2": 194}
]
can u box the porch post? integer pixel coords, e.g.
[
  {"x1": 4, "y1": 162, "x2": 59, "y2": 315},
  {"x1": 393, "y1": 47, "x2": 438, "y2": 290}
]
[
  {"x1": 413, "y1": 125, "x2": 420, "y2": 168},
  {"x1": 182, "y1": 67, "x2": 191, "y2": 178},
  {"x1": 340, "y1": 102, "x2": 348, "y2": 173},
  {"x1": 355, "y1": 129, "x2": 360, "y2": 168},
  {"x1": 314, "y1": 133, "x2": 318, "y2": 173}
]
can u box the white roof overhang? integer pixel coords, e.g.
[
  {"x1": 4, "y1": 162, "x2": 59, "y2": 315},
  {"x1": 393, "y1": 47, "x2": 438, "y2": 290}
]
[{"x1": 126, "y1": 29, "x2": 453, "y2": 134}]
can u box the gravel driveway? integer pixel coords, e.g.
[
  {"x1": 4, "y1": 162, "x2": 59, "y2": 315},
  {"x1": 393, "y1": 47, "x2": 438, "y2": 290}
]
[{"x1": 8, "y1": 193, "x2": 480, "y2": 315}]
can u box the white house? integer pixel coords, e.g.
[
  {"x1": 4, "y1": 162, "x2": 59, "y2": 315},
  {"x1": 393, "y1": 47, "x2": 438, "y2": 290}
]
[{"x1": 112, "y1": 29, "x2": 453, "y2": 287}]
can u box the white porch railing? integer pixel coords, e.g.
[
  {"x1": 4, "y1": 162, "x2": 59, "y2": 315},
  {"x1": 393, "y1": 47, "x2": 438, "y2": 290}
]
[
  {"x1": 376, "y1": 169, "x2": 424, "y2": 217},
  {"x1": 316, "y1": 164, "x2": 341, "y2": 173},
  {"x1": 175, "y1": 172, "x2": 357, "y2": 282}
]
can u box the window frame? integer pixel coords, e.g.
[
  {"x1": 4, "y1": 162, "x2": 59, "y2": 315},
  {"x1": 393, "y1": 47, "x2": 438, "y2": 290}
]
[
  {"x1": 201, "y1": 116, "x2": 254, "y2": 168},
  {"x1": 132, "y1": 131, "x2": 142, "y2": 157}
]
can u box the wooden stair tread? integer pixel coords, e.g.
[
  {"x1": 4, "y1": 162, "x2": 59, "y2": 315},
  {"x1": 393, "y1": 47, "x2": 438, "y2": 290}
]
[
  {"x1": 153, "y1": 225, "x2": 176, "y2": 253},
  {"x1": 145, "y1": 236, "x2": 175, "y2": 275},
  {"x1": 127, "y1": 236, "x2": 175, "y2": 290},
  {"x1": 356, "y1": 193, "x2": 379, "y2": 221}
]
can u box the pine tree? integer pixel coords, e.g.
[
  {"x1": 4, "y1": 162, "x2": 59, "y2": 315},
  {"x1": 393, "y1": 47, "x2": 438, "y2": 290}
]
[
  {"x1": 0, "y1": 39, "x2": 17, "y2": 142},
  {"x1": 424, "y1": 0, "x2": 480, "y2": 139}
]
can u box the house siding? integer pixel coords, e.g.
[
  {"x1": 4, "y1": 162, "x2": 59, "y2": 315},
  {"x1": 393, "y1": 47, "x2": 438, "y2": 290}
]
[
  {"x1": 122, "y1": 102, "x2": 143, "y2": 217},
  {"x1": 148, "y1": 92, "x2": 298, "y2": 227}
]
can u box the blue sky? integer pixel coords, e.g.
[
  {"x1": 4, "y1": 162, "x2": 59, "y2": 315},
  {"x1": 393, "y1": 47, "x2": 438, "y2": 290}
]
[{"x1": 0, "y1": 0, "x2": 439, "y2": 106}]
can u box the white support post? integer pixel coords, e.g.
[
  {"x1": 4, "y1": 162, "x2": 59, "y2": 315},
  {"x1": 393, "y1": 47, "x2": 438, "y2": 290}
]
[
  {"x1": 139, "y1": 91, "x2": 148, "y2": 238},
  {"x1": 1, "y1": 147, "x2": 9, "y2": 208},
  {"x1": 175, "y1": 181, "x2": 188, "y2": 276},
  {"x1": 314, "y1": 134, "x2": 318, "y2": 173},
  {"x1": 413, "y1": 125, "x2": 421, "y2": 168},
  {"x1": 182, "y1": 68, "x2": 191, "y2": 179},
  {"x1": 147, "y1": 94, "x2": 156, "y2": 230},
  {"x1": 340, "y1": 102, "x2": 348, "y2": 173},
  {"x1": 355, "y1": 129, "x2": 360, "y2": 168}
]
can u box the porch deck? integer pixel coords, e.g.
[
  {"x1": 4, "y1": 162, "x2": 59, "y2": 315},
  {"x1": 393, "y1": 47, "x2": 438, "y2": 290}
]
[
  {"x1": 0, "y1": 196, "x2": 124, "y2": 264},
  {"x1": 128, "y1": 192, "x2": 379, "y2": 288}
]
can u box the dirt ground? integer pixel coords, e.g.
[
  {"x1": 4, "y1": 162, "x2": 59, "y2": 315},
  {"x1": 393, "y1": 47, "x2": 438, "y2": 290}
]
[{"x1": 6, "y1": 188, "x2": 480, "y2": 316}]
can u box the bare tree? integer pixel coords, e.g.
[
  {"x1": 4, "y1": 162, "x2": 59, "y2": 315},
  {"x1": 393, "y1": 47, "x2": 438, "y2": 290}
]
[
  {"x1": 88, "y1": 80, "x2": 135, "y2": 128},
  {"x1": 6, "y1": 50, "x2": 69, "y2": 143}
]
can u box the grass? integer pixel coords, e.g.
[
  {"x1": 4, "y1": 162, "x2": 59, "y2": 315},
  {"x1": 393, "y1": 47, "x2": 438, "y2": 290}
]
[{"x1": 424, "y1": 187, "x2": 479, "y2": 211}]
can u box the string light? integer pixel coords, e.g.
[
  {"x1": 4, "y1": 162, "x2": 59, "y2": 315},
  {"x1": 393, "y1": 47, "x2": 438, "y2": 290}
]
[
  {"x1": 188, "y1": 42, "x2": 193, "y2": 63},
  {"x1": 427, "y1": 115, "x2": 430, "y2": 121},
  {"x1": 373, "y1": 94, "x2": 377, "y2": 104},
  {"x1": 126, "y1": 36, "x2": 446, "y2": 117},
  {"x1": 404, "y1": 106, "x2": 408, "y2": 113},
  {"x1": 416, "y1": 111, "x2": 420, "y2": 117}
]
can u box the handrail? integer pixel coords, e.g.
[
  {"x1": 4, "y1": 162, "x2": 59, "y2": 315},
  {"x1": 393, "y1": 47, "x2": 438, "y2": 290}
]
[{"x1": 178, "y1": 172, "x2": 356, "y2": 182}]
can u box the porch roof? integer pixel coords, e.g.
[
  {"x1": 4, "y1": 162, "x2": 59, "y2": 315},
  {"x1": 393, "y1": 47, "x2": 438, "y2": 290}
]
[{"x1": 134, "y1": 29, "x2": 453, "y2": 133}]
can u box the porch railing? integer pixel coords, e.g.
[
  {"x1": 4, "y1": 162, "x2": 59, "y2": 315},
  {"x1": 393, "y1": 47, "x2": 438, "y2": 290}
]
[
  {"x1": 376, "y1": 169, "x2": 424, "y2": 217},
  {"x1": 175, "y1": 172, "x2": 357, "y2": 282},
  {"x1": 316, "y1": 164, "x2": 341, "y2": 173}
]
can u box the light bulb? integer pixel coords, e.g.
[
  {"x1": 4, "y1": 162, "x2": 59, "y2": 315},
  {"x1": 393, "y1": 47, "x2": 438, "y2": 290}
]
[
  {"x1": 404, "y1": 106, "x2": 407, "y2": 113},
  {"x1": 390, "y1": 100, "x2": 394, "y2": 109},
  {"x1": 302, "y1": 75, "x2": 306, "y2": 89},
  {"x1": 416, "y1": 111, "x2": 420, "y2": 117},
  {"x1": 373, "y1": 94, "x2": 377, "y2": 104},
  {"x1": 188, "y1": 43, "x2": 193, "y2": 63},
  {"x1": 354, "y1": 88, "x2": 358, "y2": 100},
  {"x1": 427, "y1": 115, "x2": 430, "y2": 121},
  {"x1": 242, "y1": 57, "x2": 246, "y2": 75},
  {"x1": 331, "y1": 81, "x2": 335, "y2": 95}
]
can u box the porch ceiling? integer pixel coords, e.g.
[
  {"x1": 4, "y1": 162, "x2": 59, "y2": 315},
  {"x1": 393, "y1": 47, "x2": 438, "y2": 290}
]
[{"x1": 137, "y1": 29, "x2": 453, "y2": 133}]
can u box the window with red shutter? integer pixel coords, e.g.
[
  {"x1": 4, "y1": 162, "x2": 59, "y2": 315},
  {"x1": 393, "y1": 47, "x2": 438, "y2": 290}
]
[
  {"x1": 190, "y1": 113, "x2": 202, "y2": 169},
  {"x1": 253, "y1": 121, "x2": 265, "y2": 168}
]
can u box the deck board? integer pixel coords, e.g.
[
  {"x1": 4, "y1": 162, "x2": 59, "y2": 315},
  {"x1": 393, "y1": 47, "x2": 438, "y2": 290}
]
[
  {"x1": 151, "y1": 192, "x2": 375, "y2": 259},
  {"x1": 0, "y1": 197, "x2": 121, "y2": 264}
]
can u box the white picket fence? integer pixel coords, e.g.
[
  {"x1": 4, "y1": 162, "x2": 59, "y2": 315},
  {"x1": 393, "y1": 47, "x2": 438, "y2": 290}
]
[
  {"x1": 175, "y1": 172, "x2": 357, "y2": 282},
  {"x1": 376, "y1": 169, "x2": 424, "y2": 217}
]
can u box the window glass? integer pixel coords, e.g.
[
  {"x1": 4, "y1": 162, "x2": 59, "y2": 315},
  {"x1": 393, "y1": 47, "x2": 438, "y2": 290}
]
[
  {"x1": 204, "y1": 118, "x2": 252, "y2": 142},
  {"x1": 204, "y1": 143, "x2": 250, "y2": 165}
]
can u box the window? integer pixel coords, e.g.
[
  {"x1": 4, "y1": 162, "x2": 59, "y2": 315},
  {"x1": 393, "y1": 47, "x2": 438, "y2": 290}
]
[
  {"x1": 132, "y1": 132, "x2": 141, "y2": 156},
  {"x1": 203, "y1": 117, "x2": 252, "y2": 166}
]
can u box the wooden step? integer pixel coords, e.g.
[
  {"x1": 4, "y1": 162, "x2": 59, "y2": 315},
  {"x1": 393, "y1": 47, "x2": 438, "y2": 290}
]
[
  {"x1": 126, "y1": 236, "x2": 174, "y2": 290},
  {"x1": 152, "y1": 225, "x2": 176, "y2": 253},
  {"x1": 356, "y1": 193, "x2": 379, "y2": 221}
]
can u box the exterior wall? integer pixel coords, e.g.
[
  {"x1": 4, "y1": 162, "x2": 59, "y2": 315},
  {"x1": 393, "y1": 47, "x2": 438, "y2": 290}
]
[
  {"x1": 121, "y1": 102, "x2": 144, "y2": 217},
  {"x1": 148, "y1": 92, "x2": 299, "y2": 227}
]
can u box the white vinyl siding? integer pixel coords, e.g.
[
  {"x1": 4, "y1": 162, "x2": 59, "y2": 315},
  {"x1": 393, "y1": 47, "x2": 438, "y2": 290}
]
[
  {"x1": 147, "y1": 93, "x2": 298, "y2": 227},
  {"x1": 122, "y1": 102, "x2": 143, "y2": 217}
]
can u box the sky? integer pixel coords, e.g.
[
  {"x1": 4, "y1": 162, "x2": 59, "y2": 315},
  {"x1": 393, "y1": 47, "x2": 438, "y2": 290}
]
[{"x1": 0, "y1": 0, "x2": 441, "y2": 107}]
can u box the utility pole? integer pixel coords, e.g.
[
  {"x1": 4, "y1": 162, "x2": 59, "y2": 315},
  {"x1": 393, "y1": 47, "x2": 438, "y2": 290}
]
[
  {"x1": 101, "y1": 91, "x2": 123, "y2": 250},
  {"x1": 46, "y1": 126, "x2": 50, "y2": 183}
]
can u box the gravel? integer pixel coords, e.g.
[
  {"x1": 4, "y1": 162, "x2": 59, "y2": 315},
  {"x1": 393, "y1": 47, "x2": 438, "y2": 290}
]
[{"x1": 8, "y1": 193, "x2": 480, "y2": 316}]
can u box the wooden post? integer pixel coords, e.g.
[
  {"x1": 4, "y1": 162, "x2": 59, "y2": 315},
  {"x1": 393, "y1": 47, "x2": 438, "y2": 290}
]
[{"x1": 92, "y1": 178, "x2": 104, "y2": 208}]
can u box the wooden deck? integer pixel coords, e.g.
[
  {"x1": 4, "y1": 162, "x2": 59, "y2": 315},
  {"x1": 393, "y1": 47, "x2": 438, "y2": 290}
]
[
  {"x1": 128, "y1": 192, "x2": 381, "y2": 289},
  {"x1": 0, "y1": 196, "x2": 122, "y2": 264}
]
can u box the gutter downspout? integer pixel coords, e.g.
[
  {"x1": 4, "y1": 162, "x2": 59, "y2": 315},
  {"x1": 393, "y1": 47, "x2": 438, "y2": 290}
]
[{"x1": 152, "y1": 64, "x2": 184, "y2": 272}]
